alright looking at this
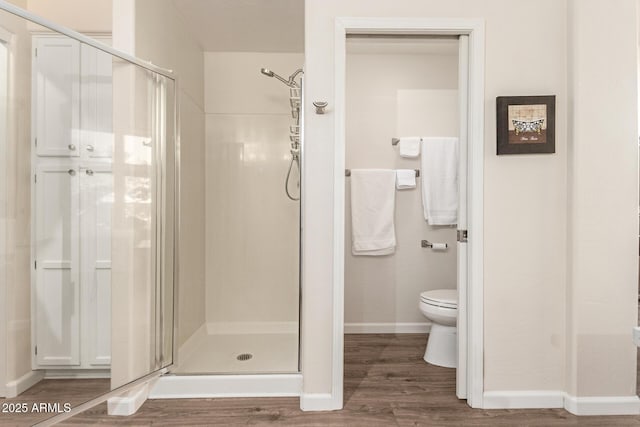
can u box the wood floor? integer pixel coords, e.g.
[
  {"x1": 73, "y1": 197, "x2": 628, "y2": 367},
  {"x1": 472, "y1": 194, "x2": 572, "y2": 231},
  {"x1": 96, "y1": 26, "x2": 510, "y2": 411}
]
[
  {"x1": 3, "y1": 334, "x2": 640, "y2": 426},
  {"x1": 0, "y1": 378, "x2": 109, "y2": 426}
]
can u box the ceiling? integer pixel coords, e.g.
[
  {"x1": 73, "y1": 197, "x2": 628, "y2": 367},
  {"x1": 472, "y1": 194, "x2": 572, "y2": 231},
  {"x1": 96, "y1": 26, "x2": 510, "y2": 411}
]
[{"x1": 172, "y1": 0, "x2": 304, "y2": 53}]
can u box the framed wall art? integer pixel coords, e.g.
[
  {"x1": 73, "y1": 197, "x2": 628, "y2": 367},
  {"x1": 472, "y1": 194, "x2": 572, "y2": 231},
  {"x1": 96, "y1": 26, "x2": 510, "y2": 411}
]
[{"x1": 496, "y1": 95, "x2": 555, "y2": 155}]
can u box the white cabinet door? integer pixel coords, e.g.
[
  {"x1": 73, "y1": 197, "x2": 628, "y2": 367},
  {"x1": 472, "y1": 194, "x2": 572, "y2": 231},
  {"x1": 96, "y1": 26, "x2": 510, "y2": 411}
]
[
  {"x1": 80, "y1": 44, "x2": 113, "y2": 160},
  {"x1": 34, "y1": 38, "x2": 80, "y2": 157},
  {"x1": 80, "y1": 165, "x2": 112, "y2": 366},
  {"x1": 34, "y1": 164, "x2": 80, "y2": 366}
]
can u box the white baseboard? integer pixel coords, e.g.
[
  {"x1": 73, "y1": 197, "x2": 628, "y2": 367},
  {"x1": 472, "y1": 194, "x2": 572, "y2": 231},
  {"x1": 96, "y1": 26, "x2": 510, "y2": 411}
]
[
  {"x1": 344, "y1": 322, "x2": 431, "y2": 334},
  {"x1": 563, "y1": 394, "x2": 640, "y2": 416},
  {"x1": 149, "y1": 374, "x2": 302, "y2": 399},
  {"x1": 483, "y1": 390, "x2": 640, "y2": 415},
  {"x1": 300, "y1": 392, "x2": 343, "y2": 411},
  {"x1": 43, "y1": 369, "x2": 110, "y2": 379},
  {"x1": 206, "y1": 321, "x2": 298, "y2": 335},
  {"x1": 108, "y1": 380, "x2": 155, "y2": 416},
  {"x1": 5, "y1": 370, "x2": 44, "y2": 397},
  {"x1": 483, "y1": 391, "x2": 564, "y2": 409}
]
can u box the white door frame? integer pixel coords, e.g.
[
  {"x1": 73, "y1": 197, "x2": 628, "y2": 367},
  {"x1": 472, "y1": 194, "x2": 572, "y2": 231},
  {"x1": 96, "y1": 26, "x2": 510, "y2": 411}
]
[
  {"x1": 0, "y1": 25, "x2": 13, "y2": 398},
  {"x1": 332, "y1": 17, "x2": 485, "y2": 408}
]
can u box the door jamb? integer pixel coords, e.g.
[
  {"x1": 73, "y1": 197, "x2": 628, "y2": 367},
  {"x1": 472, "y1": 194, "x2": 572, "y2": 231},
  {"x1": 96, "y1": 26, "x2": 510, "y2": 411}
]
[{"x1": 332, "y1": 17, "x2": 485, "y2": 408}]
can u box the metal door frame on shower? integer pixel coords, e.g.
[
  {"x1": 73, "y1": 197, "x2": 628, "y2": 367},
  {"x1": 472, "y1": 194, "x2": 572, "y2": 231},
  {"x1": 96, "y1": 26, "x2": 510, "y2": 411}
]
[{"x1": 330, "y1": 17, "x2": 485, "y2": 408}]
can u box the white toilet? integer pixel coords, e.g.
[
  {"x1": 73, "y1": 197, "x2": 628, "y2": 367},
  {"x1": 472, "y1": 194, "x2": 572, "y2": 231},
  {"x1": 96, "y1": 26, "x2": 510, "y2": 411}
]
[{"x1": 418, "y1": 289, "x2": 457, "y2": 368}]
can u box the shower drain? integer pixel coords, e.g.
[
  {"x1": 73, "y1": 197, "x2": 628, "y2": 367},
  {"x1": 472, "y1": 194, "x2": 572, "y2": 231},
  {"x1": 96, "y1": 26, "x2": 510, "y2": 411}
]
[{"x1": 236, "y1": 353, "x2": 253, "y2": 361}]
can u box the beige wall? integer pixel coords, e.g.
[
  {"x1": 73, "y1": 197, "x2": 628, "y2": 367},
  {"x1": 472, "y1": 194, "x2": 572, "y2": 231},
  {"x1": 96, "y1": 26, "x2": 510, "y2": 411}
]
[
  {"x1": 204, "y1": 52, "x2": 302, "y2": 329},
  {"x1": 0, "y1": 1, "x2": 33, "y2": 391},
  {"x1": 306, "y1": 0, "x2": 639, "y2": 402},
  {"x1": 566, "y1": 0, "x2": 638, "y2": 397},
  {"x1": 26, "y1": 0, "x2": 112, "y2": 33},
  {"x1": 344, "y1": 40, "x2": 458, "y2": 328},
  {"x1": 304, "y1": 0, "x2": 569, "y2": 396}
]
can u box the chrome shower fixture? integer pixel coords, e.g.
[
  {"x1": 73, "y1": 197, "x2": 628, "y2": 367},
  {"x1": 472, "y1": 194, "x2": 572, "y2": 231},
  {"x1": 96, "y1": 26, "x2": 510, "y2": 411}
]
[
  {"x1": 260, "y1": 67, "x2": 302, "y2": 88},
  {"x1": 261, "y1": 66, "x2": 304, "y2": 201}
]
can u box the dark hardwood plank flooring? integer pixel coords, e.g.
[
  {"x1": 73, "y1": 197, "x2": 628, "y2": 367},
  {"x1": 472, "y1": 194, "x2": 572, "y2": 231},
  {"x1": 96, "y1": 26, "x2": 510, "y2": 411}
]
[
  {"x1": 3, "y1": 335, "x2": 640, "y2": 426},
  {"x1": 0, "y1": 378, "x2": 109, "y2": 426}
]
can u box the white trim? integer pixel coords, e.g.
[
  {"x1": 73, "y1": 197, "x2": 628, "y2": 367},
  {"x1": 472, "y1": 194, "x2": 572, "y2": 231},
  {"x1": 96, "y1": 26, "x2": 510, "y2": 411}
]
[
  {"x1": 332, "y1": 16, "x2": 485, "y2": 411},
  {"x1": 563, "y1": 394, "x2": 640, "y2": 416},
  {"x1": 149, "y1": 374, "x2": 302, "y2": 399},
  {"x1": 5, "y1": 370, "x2": 44, "y2": 398},
  {"x1": 0, "y1": 29, "x2": 9, "y2": 398},
  {"x1": 483, "y1": 391, "x2": 640, "y2": 415},
  {"x1": 332, "y1": 18, "x2": 347, "y2": 413},
  {"x1": 465, "y1": 20, "x2": 485, "y2": 409},
  {"x1": 344, "y1": 322, "x2": 431, "y2": 334},
  {"x1": 107, "y1": 381, "x2": 154, "y2": 416},
  {"x1": 43, "y1": 369, "x2": 110, "y2": 379},
  {"x1": 300, "y1": 392, "x2": 342, "y2": 412},
  {"x1": 483, "y1": 391, "x2": 564, "y2": 409}
]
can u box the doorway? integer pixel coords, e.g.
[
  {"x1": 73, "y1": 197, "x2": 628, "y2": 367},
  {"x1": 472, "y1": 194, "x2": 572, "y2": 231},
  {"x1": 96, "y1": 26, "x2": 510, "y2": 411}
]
[{"x1": 332, "y1": 18, "x2": 485, "y2": 408}]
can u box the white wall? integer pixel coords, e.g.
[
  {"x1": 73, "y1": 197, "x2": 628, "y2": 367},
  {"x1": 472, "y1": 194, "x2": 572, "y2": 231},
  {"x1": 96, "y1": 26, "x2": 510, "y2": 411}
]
[
  {"x1": 344, "y1": 39, "x2": 458, "y2": 329},
  {"x1": 566, "y1": 0, "x2": 639, "y2": 398},
  {"x1": 204, "y1": 52, "x2": 302, "y2": 330},
  {"x1": 304, "y1": 0, "x2": 568, "y2": 397},
  {"x1": 0, "y1": 0, "x2": 32, "y2": 394}
]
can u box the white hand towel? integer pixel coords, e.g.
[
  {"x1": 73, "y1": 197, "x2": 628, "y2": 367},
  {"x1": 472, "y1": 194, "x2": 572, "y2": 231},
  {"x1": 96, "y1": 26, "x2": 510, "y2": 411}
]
[
  {"x1": 421, "y1": 137, "x2": 458, "y2": 225},
  {"x1": 350, "y1": 169, "x2": 396, "y2": 256},
  {"x1": 399, "y1": 137, "x2": 421, "y2": 158},
  {"x1": 396, "y1": 169, "x2": 416, "y2": 190}
]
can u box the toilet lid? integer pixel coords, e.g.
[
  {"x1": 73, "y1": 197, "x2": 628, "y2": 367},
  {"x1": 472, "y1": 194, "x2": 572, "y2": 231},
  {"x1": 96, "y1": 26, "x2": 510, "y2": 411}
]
[{"x1": 420, "y1": 289, "x2": 457, "y2": 309}]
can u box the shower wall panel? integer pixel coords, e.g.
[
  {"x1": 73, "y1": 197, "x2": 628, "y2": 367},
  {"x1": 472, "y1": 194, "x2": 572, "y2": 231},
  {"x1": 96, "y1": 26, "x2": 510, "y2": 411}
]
[{"x1": 204, "y1": 52, "x2": 303, "y2": 332}]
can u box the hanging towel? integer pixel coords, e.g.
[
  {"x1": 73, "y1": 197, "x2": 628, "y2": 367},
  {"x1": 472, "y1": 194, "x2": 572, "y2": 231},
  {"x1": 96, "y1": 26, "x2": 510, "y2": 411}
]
[
  {"x1": 350, "y1": 169, "x2": 397, "y2": 256},
  {"x1": 421, "y1": 137, "x2": 458, "y2": 225},
  {"x1": 399, "y1": 137, "x2": 421, "y2": 158},
  {"x1": 396, "y1": 169, "x2": 416, "y2": 190}
]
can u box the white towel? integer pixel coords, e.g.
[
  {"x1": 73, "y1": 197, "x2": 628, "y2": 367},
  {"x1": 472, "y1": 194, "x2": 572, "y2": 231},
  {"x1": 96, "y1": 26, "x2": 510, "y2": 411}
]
[
  {"x1": 421, "y1": 137, "x2": 458, "y2": 225},
  {"x1": 399, "y1": 137, "x2": 421, "y2": 158},
  {"x1": 350, "y1": 169, "x2": 396, "y2": 256},
  {"x1": 396, "y1": 169, "x2": 416, "y2": 190}
]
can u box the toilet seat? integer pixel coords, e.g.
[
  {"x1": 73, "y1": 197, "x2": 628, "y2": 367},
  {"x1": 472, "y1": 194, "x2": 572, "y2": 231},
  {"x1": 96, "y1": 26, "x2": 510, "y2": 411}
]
[{"x1": 420, "y1": 289, "x2": 457, "y2": 309}]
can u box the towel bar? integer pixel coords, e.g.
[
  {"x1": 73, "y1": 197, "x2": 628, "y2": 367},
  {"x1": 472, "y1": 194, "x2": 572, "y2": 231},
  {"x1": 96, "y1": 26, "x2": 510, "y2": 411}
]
[
  {"x1": 345, "y1": 169, "x2": 420, "y2": 177},
  {"x1": 391, "y1": 137, "x2": 423, "y2": 146}
]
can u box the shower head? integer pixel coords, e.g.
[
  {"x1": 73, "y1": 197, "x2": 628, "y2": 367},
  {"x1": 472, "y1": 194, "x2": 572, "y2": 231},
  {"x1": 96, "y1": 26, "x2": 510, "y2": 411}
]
[{"x1": 260, "y1": 67, "x2": 302, "y2": 88}]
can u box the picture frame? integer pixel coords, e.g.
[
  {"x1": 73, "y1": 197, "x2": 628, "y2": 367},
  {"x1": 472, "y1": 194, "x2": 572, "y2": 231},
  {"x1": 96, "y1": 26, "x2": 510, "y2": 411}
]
[{"x1": 496, "y1": 95, "x2": 556, "y2": 155}]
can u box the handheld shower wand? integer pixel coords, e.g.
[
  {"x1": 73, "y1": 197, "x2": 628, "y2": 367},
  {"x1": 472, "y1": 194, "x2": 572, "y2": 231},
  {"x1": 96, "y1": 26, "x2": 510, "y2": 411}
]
[
  {"x1": 260, "y1": 66, "x2": 304, "y2": 201},
  {"x1": 260, "y1": 67, "x2": 302, "y2": 88}
]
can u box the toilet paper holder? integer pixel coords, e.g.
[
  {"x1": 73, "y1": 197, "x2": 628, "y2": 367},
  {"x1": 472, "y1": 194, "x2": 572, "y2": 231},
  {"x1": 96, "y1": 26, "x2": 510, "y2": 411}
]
[{"x1": 421, "y1": 240, "x2": 448, "y2": 249}]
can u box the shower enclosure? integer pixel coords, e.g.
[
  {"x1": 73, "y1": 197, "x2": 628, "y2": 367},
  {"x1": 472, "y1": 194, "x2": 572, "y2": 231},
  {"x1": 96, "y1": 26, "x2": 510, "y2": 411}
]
[
  {"x1": 0, "y1": 2, "x2": 177, "y2": 422},
  {"x1": 160, "y1": 51, "x2": 303, "y2": 392}
]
